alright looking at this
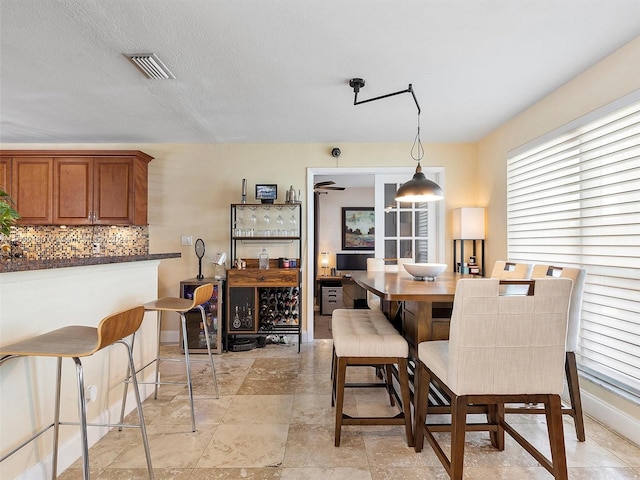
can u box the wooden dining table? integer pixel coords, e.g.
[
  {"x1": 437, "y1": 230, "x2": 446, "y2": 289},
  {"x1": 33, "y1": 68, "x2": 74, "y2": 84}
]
[{"x1": 350, "y1": 270, "x2": 466, "y2": 358}]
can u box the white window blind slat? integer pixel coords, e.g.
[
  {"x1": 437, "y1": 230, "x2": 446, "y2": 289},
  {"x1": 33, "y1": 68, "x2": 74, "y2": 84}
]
[{"x1": 507, "y1": 93, "x2": 640, "y2": 401}]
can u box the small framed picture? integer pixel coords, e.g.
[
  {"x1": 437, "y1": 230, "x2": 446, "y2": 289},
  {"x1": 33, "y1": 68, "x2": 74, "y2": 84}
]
[{"x1": 255, "y1": 184, "x2": 277, "y2": 203}]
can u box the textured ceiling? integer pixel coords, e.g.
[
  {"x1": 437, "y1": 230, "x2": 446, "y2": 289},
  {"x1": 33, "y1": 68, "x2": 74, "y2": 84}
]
[{"x1": 1, "y1": 0, "x2": 639, "y2": 144}]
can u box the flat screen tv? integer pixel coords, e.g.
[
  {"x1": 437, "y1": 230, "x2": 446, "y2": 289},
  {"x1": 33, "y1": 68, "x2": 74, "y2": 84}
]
[{"x1": 336, "y1": 253, "x2": 374, "y2": 271}]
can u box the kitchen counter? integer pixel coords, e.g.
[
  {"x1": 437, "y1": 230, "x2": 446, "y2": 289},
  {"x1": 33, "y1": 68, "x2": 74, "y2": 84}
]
[{"x1": 0, "y1": 252, "x2": 181, "y2": 273}]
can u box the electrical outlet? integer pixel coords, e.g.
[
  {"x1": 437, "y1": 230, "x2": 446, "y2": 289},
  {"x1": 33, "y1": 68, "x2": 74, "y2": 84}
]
[
  {"x1": 85, "y1": 385, "x2": 97, "y2": 403},
  {"x1": 92, "y1": 242, "x2": 100, "y2": 254},
  {"x1": 181, "y1": 235, "x2": 193, "y2": 246}
]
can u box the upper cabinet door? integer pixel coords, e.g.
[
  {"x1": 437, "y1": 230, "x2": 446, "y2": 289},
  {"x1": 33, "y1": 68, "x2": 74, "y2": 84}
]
[
  {"x1": 0, "y1": 157, "x2": 10, "y2": 194},
  {"x1": 11, "y1": 157, "x2": 53, "y2": 224},
  {"x1": 53, "y1": 157, "x2": 93, "y2": 225},
  {"x1": 93, "y1": 157, "x2": 135, "y2": 225}
]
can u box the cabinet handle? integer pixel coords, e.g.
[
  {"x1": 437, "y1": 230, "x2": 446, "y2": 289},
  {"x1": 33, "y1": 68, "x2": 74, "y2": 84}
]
[{"x1": 260, "y1": 276, "x2": 266, "y2": 281}]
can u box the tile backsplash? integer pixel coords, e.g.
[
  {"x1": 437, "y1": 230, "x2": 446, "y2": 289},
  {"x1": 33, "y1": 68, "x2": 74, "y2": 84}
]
[{"x1": 8, "y1": 225, "x2": 149, "y2": 260}]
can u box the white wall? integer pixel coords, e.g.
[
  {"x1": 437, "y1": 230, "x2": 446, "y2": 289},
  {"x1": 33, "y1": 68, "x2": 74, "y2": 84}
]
[
  {"x1": 316, "y1": 186, "x2": 374, "y2": 273},
  {"x1": 0, "y1": 261, "x2": 161, "y2": 479}
]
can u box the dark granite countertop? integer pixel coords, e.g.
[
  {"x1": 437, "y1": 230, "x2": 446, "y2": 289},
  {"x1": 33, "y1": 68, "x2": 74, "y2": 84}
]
[{"x1": 0, "y1": 253, "x2": 181, "y2": 273}]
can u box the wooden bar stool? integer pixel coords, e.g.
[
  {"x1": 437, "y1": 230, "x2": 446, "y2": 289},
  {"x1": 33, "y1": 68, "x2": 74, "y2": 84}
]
[
  {"x1": 0, "y1": 306, "x2": 153, "y2": 480},
  {"x1": 120, "y1": 283, "x2": 219, "y2": 432}
]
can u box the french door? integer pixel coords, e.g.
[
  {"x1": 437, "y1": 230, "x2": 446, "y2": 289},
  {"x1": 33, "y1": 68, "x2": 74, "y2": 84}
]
[{"x1": 374, "y1": 173, "x2": 443, "y2": 263}]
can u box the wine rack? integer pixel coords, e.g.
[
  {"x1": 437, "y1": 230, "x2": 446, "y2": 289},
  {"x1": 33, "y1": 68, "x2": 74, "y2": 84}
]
[{"x1": 258, "y1": 286, "x2": 300, "y2": 330}]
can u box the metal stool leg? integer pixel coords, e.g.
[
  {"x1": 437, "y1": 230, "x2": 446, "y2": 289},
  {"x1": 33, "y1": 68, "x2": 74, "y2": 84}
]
[
  {"x1": 119, "y1": 339, "x2": 154, "y2": 479},
  {"x1": 73, "y1": 357, "x2": 90, "y2": 479},
  {"x1": 197, "y1": 305, "x2": 219, "y2": 398},
  {"x1": 51, "y1": 357, "x2": 63, "y2": 479},
  {"x1": 154, "y1": 311, "x2": 162, "y2": 400},
  {"x1": 179, "y1": 313, "x2": 197, "y2": 432}
]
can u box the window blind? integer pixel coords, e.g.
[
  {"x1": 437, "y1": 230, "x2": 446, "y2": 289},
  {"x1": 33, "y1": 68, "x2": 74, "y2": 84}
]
[{"x1": 507, "y1": 92, "x2": 640, "y2": 401}]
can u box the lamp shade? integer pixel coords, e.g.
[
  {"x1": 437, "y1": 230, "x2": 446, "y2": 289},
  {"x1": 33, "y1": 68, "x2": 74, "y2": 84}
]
[
  {"x1": 394, "y1": 165, "x2": 444, "y2": 203},
  {"x1": 452, "y1": 207, "x2": 485, "y2": 239}
]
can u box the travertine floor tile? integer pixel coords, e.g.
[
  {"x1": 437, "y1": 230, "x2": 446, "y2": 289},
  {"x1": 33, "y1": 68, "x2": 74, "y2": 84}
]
[
  {"x1": 60, "y1": 341, "x2": 640, "y2": 480},
  {"x1": 196, "y1": 423, "x2": 289, "y2": 468}
]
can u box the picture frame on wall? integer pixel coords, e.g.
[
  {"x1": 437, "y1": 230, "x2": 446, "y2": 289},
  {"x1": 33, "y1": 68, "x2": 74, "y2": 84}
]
[{"x1": 342, "y1": 207, "x2": 375, "y2": 250}]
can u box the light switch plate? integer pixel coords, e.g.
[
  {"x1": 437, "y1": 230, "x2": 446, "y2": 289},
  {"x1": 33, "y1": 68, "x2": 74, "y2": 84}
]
[{"x1": 181, "y1": 235, "x2": 193, "y2": 246}]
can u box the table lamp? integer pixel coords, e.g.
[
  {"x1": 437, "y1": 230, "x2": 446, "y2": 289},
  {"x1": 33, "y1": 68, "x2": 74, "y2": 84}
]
[{"x1": 321, "y1": 252, "x2": 330, "y2": 276}]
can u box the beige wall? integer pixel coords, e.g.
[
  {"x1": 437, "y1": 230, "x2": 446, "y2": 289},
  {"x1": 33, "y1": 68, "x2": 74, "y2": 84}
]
[
  {"x1": 2, "y1": 142, "x2": 477, "y2": 336},
  {"x1": 476, "y1": 36, "x2": 640, "y2": 434},
  {"x1": 478, "y1": 36, "x2": 640, "y2": 269}
]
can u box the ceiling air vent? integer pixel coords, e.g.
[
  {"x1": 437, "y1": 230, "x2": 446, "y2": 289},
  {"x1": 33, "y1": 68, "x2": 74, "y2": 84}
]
[{"x1": 124, "y1": 53, "x2": 175, "y2": 79}]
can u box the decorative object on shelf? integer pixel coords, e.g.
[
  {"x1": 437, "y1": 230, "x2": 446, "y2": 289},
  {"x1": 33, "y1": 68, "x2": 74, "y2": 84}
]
[
  {"x1": 402, "y1": 262, "x2": 447, "y2": 281},
  {"x1": 259, "y1": 248, "x2": 269, "y2": 269},
  {"x1": 241, "y1": 178, "x2": 247, "y2": 204},
  {"x1": 286, "y1": 185, "x2": 297, "y2": 203},
  {"x1": 347, "y1": 77, "x2": 444, "y2": 203},
  {"x1": 194, "y1": 238, "x2": 205, "y2": 279},
  {"x1": 255, "y1": 184, "x2": 277, "y2": 204},
  {"x1": 321, "y1": 251, "x2": 330, "y2": 276},
  {"x1": 342, "y1": 207, "x2": 375, "y2": 250}
]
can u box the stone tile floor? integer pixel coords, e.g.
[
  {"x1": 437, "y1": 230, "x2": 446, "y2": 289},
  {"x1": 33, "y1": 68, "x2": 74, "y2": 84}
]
[{"x1": 59, "y1": 339, "x2": 640, "y2": 479}]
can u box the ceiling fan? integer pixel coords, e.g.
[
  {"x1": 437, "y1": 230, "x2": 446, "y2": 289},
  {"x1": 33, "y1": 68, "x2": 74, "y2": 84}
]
[{"x1": 314, "y1": 180, "x2": 345, "y2": 193}]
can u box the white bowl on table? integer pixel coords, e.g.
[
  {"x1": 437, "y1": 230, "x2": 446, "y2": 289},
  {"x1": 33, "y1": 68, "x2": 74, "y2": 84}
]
[{"x1": 403, "y1": 263, "x2": 448, "y2": 281}]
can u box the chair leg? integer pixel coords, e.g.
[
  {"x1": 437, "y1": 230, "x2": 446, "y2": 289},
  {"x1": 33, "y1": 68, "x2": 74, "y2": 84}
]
[
  {"x1": 545, "y1": 394, "x2": 568, "y2": 480},
  {"x1": 397, "y1": 358, "x2": 414, "y2": 447},
  {"x1": 119, "y1": 339, "x2": 155, "y2": 480},
  {"x1": 51, "y1": 357, "x2": 63, "y2": 479},
  {"x1": 334, "y1": 357, "x2": 347, "y2": 447},
  {"x1": 331, "y1": 349, "x2": 337, "y2": 407},
  {"x1": 450, "y1": 395, "x2": 468, "y2": 480},
  {"x1": 180, "y1": 313, "x2": 197, "y2": 432},
  {"x1": 118, "y1": 331, "x2": 136, "y2": 429},
  {"x1": 565, "y1": 351, "x2": 586, "y2": 441},
  {"x1": 385, "y1": 364, "x2": 396, "y2": 407},
  {"x1": 487, "y1": 403, "x2": 505, "y2": 450},
  {"x1": 413, "y1": 361, "x2": 429, "y2": 453},
  {"x1": 72, "y1": 357, "x2": 90, "y2": 480},
  {"x1": 198, "y1": 305, "x2": 219, "y2": 399}
]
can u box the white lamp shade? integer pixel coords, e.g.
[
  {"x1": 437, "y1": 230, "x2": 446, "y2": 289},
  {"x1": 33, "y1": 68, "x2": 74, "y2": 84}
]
[{"x1": 452, "y1": 207, "x2": 485, "y2": 240}]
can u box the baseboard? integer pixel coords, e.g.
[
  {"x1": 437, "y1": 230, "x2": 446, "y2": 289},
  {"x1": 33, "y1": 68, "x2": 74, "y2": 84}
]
[
  {"x1": 580, "y1": 388, "x2": 640, "y2": 446},
  {"x1": 19, "y1": 372, "x2": 157, "y2": 480}
]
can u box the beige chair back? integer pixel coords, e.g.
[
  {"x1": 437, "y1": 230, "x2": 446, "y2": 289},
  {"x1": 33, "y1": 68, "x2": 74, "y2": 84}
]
[
  {"x1": 446, "y1": 278, "x2": 572, "y2": 396},
  {"x1": 531, "y1": 265, "x2": 586, "y2": 352},
  {"x1": 490, "y1": 260, "x2": 533, "y2": 279},
  {"x1": 366, "y1": 258, "x2": 385, "y2": 309}
]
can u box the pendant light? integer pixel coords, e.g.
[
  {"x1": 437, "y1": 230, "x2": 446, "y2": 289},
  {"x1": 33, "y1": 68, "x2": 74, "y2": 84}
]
[{"x1": 348, "y1": 78, "x2": 444, "y2": 202}]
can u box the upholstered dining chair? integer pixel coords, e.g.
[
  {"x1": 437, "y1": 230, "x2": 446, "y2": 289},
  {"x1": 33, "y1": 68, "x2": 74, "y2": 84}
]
[
  {"x1": 414, "y1": 278, "x2": 573, "y2": 480},
  {"x1": 490, "y1": 260, "x2": 533, "y2": 279},
  {"x1": 508, "y1": 264, "x2": 587, "y2": 441},
  {"x1": 366, "y1": 258, "x2": 386, "y2": 310}
]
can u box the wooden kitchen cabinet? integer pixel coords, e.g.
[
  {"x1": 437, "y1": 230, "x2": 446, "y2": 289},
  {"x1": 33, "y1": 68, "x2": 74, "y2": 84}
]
[
  {"x1": 0, "y1": 157, "x2": 10, "y2": 194},
  {"x1": 11, "y1": 156, "x2": 54, "y2": 224},
  {"x1": 2, "y1": 150, "x2": 153, "y2": 226}
]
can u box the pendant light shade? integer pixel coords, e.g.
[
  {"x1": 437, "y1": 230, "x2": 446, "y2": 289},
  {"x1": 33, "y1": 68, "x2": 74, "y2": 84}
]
[
  {"x1": 394, "y1": 163, "x2": 443, "y2": 202},
  {"x1": 348, "y1": 78, "x2": 444, "y2": 204}
]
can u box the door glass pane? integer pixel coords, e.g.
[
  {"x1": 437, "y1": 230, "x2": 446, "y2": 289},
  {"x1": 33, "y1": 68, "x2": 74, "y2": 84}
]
[
  {"x1": 384, "y1": 210, "x2": 396, "y2": 236},
  {"x1": 400, "y1": 239, "x2": 413, "y2": 259},
  {"x1": 384, "y1": 183, "x2": 397, "y2": 207},
  {"x1": 415, "y1": 210, "x2": 428, "y2": 237},
  {"x1": 399, "y1": 211, "x2": 412, "y2": 237},
  {"x1": 384, "y1": 240, "x2": 396, "y2": 259},
  {"x1": 415, "y1": 239, "x2": 428, "y2": 262}
]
